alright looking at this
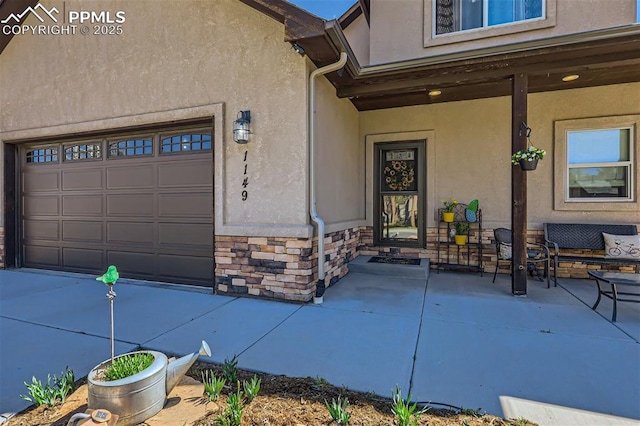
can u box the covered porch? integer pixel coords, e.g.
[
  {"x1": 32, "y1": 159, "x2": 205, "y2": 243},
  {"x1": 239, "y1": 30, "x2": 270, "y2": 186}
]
[{"x1": 241, "y1": 0, "x2": 640, "y2": 298}]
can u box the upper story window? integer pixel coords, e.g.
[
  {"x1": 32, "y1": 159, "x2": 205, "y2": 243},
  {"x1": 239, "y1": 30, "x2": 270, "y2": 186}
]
[
  {"x1": 108, "y1": 138, "x2": 153, "y2": 157},
  {"x1": 64, "y1": 142, "x2": 102, "y2": 161},
  {"x1": 435, "y1": 0, "x2": 543, "y2": 35},
  {"x1": 566, "y1": 128, "x2": 633, "y2": 201},
  {"x1": 26, "y1": 147, "x2": 58, "y2": 163},
  {"x1": 161, "y1": 133, "x2": 212, "y2": 153}
]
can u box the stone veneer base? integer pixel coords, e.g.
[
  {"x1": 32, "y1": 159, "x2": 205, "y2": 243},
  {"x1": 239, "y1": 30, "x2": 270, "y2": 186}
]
[
  {"x1": 212, "y1": 225, "x2": 640, "y2": 302},
  {"x1": 214, "y1": 227, "x2": 360, "y2": 302}
]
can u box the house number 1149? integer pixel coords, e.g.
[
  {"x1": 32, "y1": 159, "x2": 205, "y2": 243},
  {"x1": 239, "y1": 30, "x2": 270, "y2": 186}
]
[{"x1": 241, "y1": 150, "x2": 248, "y2": 201}]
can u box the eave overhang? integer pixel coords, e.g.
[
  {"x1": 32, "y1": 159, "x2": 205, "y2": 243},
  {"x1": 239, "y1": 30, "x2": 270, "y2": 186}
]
[{"x1": 238, "y1": 0, "x2": 344, "y2": 67}]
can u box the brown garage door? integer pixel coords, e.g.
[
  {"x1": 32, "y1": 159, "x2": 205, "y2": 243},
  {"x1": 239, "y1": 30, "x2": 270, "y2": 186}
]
[{"x1": 20, "y1": 127, "x2": 214, "y2": 286}]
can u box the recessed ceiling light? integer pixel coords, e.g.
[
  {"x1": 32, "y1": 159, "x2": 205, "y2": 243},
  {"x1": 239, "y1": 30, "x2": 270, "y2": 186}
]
[
  {"x1": 562, "y1": 74, "x2": 580, "y2": 82},
  {"x1": 428, "y1": 90, "x2": 442, "y2": 97}
]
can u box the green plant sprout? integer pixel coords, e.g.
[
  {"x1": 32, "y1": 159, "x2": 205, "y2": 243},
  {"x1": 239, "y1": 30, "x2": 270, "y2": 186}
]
[
  {"x1": 459, "y1": 406, "x2": 485, "y2": 417},
  {"x1": 103, "y1": 352, "x2": 154, "y2": 381},
  {"x1": 242, "y1": 375, "x2": 261, "y2": 403},
  {"x1": 325, "y1": 396, "x2": 351, "y2": 425},
  {"x1": 216, "y1": 385, "x2": 244, "y2": 426},
  {"x1": 20, "y1": 367, "x2": 75, "y2": 407},
  {"x1": 202, "y1": 370, "x2": 226, "y2": 402},
  {"x1": 311, "y1": 376, "x2": 328, "y2": 390},
  {"x1": 455, "y1": 222, "x2": 470, "y2": 235},
  {"x1": 222, "y1": 354, "x2": 238, "y2": 383},
  {"x1": 442, "y1": 197, "x2": 458, "y2": 213},
  {"x1": 391, "y1": 385, "x2": 428, "y2": 426}
]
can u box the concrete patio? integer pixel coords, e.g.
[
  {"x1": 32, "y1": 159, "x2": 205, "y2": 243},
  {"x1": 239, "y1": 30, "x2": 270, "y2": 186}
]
[{"x1": 0, "y1": 267, "x2": 638, "y2": 425}]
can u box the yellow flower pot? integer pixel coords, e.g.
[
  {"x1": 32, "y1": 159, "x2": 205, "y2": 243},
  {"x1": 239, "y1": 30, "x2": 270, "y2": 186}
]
[
  {"x1": 443, "y1": 212, "x2": 454, "y2": 222},
  {"x1": 454, "y1": 235, "x2": 467, "y2": 245}
]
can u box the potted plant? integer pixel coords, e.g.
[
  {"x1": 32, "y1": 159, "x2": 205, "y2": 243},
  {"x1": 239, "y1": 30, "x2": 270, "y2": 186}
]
[
  {"x1": 511, "y1": 145, "x2": 546, "y2": 171},
  {"x1": 442, "y1": 197, "x2": 457, "y2": 222},
  {"x1": 454, "y1": 222, "x2": 470, "y2": 245},
  {"x1": 88, "y1": 266, "x2": 211, "y2": 426}
]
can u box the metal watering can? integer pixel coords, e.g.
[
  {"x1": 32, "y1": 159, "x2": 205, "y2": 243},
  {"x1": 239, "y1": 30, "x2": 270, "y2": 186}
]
[{"x1": 83, "y1": 340, "x2": 211, "y2": 426}]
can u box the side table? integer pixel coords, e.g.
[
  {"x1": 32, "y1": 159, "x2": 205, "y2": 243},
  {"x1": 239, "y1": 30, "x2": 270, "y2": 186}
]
[{"x1": 587, "y1": 271, "x2": 640, "y2": 322}]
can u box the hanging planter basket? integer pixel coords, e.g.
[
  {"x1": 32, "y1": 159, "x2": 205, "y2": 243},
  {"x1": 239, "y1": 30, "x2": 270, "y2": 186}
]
[
  {"x1": 511, "y1": 123, "x2": 546, "y2": 172},
  {"x1": 519, "y1": 158, "x2": 538, "y2": 171}
]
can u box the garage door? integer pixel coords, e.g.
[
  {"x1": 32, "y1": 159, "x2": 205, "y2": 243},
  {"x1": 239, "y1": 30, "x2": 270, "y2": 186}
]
[{"x1": 20, "y1": 127, "x2": 214, "y2": 286}]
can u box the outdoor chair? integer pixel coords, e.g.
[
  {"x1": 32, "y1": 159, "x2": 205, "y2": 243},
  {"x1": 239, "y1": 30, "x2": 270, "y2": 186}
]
[{"x1": 492, "y1": 228, "x2": 551, "y2": 288}]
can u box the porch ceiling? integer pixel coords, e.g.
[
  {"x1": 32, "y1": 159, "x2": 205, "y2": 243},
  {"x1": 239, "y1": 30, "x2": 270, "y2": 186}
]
[{"x1": 325, "y1": 28, "x2": 640, "y2": 111}]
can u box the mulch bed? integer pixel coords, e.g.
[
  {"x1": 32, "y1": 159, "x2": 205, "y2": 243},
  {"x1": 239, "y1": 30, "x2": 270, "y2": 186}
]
[{"x1": 5, "y1": 362, "x2": 536, "y2": 425}]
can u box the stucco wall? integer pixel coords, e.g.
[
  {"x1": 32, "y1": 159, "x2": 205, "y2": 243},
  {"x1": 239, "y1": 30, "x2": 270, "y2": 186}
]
[
  {"x1": 360, "y1": 83, "x2": 640, "y2": 229},
  {"x1": 342, "y1": 13, "x2": 370, "y2": 66},
  {"x1": 368, "y1": 0, "x2": 637, "y2": 64},
  {"x1": 0, "y1": 0, "x2": 310, "y2": 237},
  {"x1": 314, "y1": 70, "x2": 364, "y2": 230}
]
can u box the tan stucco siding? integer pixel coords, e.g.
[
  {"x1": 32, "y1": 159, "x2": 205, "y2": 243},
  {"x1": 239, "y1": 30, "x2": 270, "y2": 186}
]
[
  {"x1": 368, "y1": 0, "x2": 637, "y2": 64},
  {"x1": 342, "y1": 13, "x2": 370, "y2": 66},
  {"x1": 314, "y1": 72, "x2": 364, "y2": 229},
  {"x1": 360, "y1": 83, "x2": 640, "y2": 229},
  {"x1": 0, "y1": 0, "x2": 309, "y2": 236}
]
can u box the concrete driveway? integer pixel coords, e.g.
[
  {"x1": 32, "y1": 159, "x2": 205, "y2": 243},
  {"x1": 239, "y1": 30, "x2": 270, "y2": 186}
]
[{"x1": 0, "y1": 267, "x2": 638, "y2": 425}]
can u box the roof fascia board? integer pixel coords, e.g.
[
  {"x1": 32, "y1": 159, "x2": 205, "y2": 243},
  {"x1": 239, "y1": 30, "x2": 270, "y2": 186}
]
[
  {"x1": 339, "y1": 3, "x2": 363, "y2": 29},
  {"x1": 358, "y1": 0, "x2": 370, "y2": 25},
  {"x1": 238, "y1": 0, "x2": 325, "y2": 38},
  {"x1": 324, "y1": 20, "x2": 361, "y2": 77}
]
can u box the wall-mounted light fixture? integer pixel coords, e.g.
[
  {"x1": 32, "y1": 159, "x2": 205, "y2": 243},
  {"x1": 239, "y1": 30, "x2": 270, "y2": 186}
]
[
  {"x1": 290, "y1": 42, "x2": 305, "y2": 56},
  {"x1": 233, "y1": 110, "x2": 251, "y2": 144}
]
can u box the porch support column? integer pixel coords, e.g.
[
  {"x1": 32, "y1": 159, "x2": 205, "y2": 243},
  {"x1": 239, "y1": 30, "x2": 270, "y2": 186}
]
[{"x1": 511, "y1": 73, "x2": 528, "y2": 296}]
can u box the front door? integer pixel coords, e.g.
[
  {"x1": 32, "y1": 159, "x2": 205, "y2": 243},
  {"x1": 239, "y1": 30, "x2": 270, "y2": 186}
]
[{"x1": 374, "y1": 141, "x2": 425, "y2": 247}]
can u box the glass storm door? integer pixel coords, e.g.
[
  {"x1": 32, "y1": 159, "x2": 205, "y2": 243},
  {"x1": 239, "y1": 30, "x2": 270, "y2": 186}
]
[{"x1": 374, "y1": 141, "x2": 425, "y2": 247}]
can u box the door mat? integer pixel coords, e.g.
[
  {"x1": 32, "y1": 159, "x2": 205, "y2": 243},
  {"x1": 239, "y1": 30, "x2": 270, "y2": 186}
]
[{"x1": 367, "y1": 256, "x2": 421, "y2": 265}]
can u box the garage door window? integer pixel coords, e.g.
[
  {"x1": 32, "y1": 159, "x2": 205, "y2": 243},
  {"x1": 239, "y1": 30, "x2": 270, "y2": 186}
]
[
  {"x1": 26, "y1": 147, "x2": 58, "y2": 163},
  {"x1": 64, "y1": 142, "x2": 102, "y2": 161},
  {"x1": 161, "y1": 133, "x2": 212, "y2": 153},
  {"x1": 108, "y1": 138, "x2": 153, "y2": 157}
]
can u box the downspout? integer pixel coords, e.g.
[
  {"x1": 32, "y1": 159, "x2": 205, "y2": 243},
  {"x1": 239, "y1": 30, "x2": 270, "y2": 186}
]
[{"x1": 310, "y1": 51, "x2": 348, "y2": 305}]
